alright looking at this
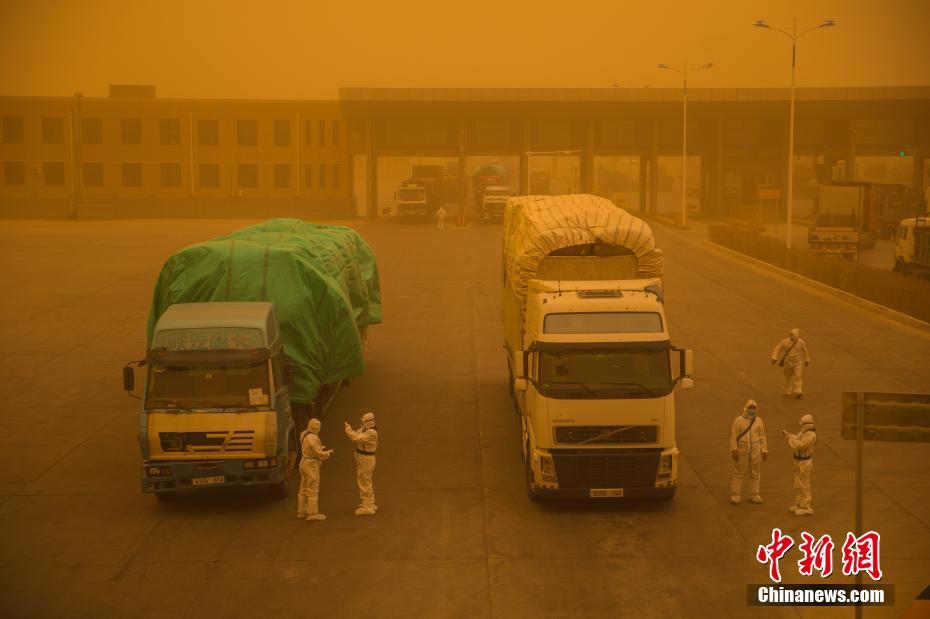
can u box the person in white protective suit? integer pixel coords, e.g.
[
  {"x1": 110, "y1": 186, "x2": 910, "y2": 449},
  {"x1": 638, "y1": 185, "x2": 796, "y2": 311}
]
[
  {"x1": 771, "y1": 328, "x2": 811, "y2": 399},
  {"x1": 729, "y1": 399, "x2": 768, "y2": 504},
  {"x1": 783, "y1": 414, "x2": 817, "y2": 516},
  {"x1": 345, "y1": 412, "x2": 378, "y2": 516},
  {"x1": 298, "y1": 418, "x2": 333, "y2": 521},
  {"x1": 435, "y1": 205, "x2": 447, "y2": 230}
]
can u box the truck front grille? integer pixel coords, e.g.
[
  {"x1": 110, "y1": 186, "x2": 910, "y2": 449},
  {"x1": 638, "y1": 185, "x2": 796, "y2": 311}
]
[
  {"x1": 159, "y1": 430, "x2": 255, "y2": 453},
  {"x1": 555, "y1": 425, "x2": 658, "y2": 445},
  {"x1": 551, "y1": 449, "x2": 660, "y2": 489}
]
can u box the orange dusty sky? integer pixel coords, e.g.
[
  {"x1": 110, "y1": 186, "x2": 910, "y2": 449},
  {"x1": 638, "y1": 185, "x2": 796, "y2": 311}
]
[{"x1": 1, "y1": 0, "x2": 929, "y2": 99}]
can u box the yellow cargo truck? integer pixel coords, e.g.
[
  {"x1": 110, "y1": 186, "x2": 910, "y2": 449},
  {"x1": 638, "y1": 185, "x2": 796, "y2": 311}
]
[{"x1": 503, "y1": 195, "x2": 694, "y2": 500}]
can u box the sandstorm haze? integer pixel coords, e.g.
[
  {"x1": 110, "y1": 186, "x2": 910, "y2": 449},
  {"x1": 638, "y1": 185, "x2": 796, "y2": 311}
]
[{"x1": 1, "y1": 0, "x2": 930, "y2": 98}]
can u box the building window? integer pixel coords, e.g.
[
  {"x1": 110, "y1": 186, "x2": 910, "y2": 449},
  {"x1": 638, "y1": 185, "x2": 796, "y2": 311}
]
[
  {"x1": 121, "y1": 119, "x2": 142, "y2": 145},
  {"x1": 332, "y1": 164, "x2": 341, "y2": 188},
  {"x1": 237, "y1": 120, "x2": 257, "y2": 146},
  {"x1": 237, "y1": 163, "x2": 258, "y2": 188},
  {"x1": 304, "y1": 120, "x2": 313, "y2": 146},
  {"x1": 274, "y1": 120, "x2": 290, "y2": 146},
  {"x1": 199, "y1": 119, "x2": 219, "y2": 146},
  {"x1": 4, "y1": 161, "x2": 25, "y2": 185},
  {"x1": 199, "y1": 163, "x2": 219, "y2": 188},
  {"x1": 304, "y1": 164, "x2": 312, "y2": 188},
  {"x1": 3, "y1": 117, "x2": 24, "y2": 143},
  {"x1": 318, "y1": 163, "x2": 327, "y2": 189},
  {"x1": 43, "y1": 162, "x2": 65, "y2": 186},
  {"x1": 122, "y1": 162, "x2": 143, "y2": 186},
  {"x1": 331, "y1": 121, "x2": 339, "y2": 147},
  {"x1": 318, "y1": 120, "x2": 326, "y2": 146},
  {"x1": 83, "y1": 162, "x2": 103, "y2": 186},
  {"x1": 42, "y1": 117, "x2": 65, "y2": 144},
  {"x1": 160, "y1": 119, "x2": 180, "y2": 145},
  {"x1": 274, "y1": 164, "x2": 291, "y2": 188},
  {"x1": 160, "y1": 163, "x2": 181, "y2": 187},
  {"x1": 82, "y1": 118, "x2": 103, "y2": 144}
]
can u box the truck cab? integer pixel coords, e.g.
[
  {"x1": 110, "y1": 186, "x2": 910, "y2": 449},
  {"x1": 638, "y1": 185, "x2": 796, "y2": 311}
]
[
  {"x1": 124, "y1": 302, "x2": 298, "y2": 501},
  {"x1": 512, "y1": 278, "x2": 692, "y2": 500},
  {"x1": 395, "y1": 184, "x2": 429, "y2": 220},
  {"x1": 481, "y1": 185, "x2": 511, "y2": 221},
  {"x1": 894, "y1": 215, "x2": 930, "y2": 274}
]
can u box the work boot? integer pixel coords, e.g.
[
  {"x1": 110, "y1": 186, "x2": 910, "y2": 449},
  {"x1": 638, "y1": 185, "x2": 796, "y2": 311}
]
[
  {"x1": 795, "y1": 393, "x2": 803, "y2": 400},
  {"x1": 749, "y1": 495, "x2": 763, "y2": 504},
  {"x1": 788, "y1": 505, "x2": 800, "y2": 513},
  {"x1": 730, "y1": 495, "x2": 742, "y2": 505},
  {"x1": 794, "y1": 507, "x2": 814, "y2": 516},
  {"x1": 354, "y1": 506, "x2": 376, "y2": 516},
  {"x1": 306, "y1": 499, "x2": 326, "y2": 521},
  {"x1": 297, "y1": 495, "x2": 307, "y2": 519},
  {"x1": 357, "y1": 504, "x2": 378, "y2": 512}
]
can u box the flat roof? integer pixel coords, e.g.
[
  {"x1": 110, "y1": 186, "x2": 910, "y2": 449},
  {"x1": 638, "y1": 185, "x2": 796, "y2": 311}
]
[
  {"x1": 339, "y1": 86, "x2": 930, "y2": 103},
  {"x1": 156, "y1": 302, "x2": 275, "y2": 333}
]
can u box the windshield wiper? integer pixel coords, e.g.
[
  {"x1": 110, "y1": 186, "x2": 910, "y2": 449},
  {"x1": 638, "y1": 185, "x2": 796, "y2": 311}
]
[
  {"x1": 542, "y1": 380, "x2": 598, "y2": 398},
  {"x1": 596, "y1": 381, "x2": 659, "y2": 397},
  {"x1": 146, "y1": 399, "x2": 197, "y2": 411}
]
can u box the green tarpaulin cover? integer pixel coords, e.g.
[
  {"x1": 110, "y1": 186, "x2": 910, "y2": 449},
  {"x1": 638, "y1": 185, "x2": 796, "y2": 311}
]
[{"x1": 147, "y1": 219, "x2": 382, "y2": 404}]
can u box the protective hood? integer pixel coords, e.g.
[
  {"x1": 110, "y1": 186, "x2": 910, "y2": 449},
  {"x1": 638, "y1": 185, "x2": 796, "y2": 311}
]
[
  {"x1": 743, "y1": 399, "x2": 759, "y2": 414},
  {"x1": 789, "y1": 328, "x2": 800, "y2": 340}
]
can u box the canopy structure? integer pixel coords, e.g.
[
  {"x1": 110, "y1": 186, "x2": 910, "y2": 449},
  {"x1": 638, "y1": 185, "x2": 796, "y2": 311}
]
[
  {"x1": 147, "y1": 219, "x2": 382, "y2": 405},
  {"x1": 502, "y1": 194, "x2": 663, "y2": 303}
]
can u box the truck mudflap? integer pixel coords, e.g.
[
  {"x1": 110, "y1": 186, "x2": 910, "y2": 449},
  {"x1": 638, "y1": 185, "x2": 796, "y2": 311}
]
[{"x1": 141, "y1": 458, "x2": 286, "y2": 494}]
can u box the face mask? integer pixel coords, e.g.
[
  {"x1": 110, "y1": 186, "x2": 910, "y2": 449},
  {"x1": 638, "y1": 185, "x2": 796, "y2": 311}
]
[{"x1": 748, "y1": 409, "x2": 757, "y2": 416}]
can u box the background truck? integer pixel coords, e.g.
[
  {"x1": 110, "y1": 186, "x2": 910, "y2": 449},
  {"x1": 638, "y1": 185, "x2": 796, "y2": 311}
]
[
  {"x1": 502, "y1": 194, "x2": 694, "y2": 500},
  {"x1": 396, "y1": 164, "x2": 447, "y2": 221},
  {"x1": 808, "y1": 183, "x2": 880, "y2": 261},
  {"x1": 125, "y1": 219, "x2": 382, "y2": 500},
  {"x1": 472, "y1": 163, "x2": 510, "y2": 218},
  {"x1": 479, "y1": 185, "x2": 511, "y2": 221},
  {"x1": 873, "y1": 182, "x2": 920, "y2": 239},
  {"x1": 894, "y1": 214, "x2": 930, "y2": 275}
]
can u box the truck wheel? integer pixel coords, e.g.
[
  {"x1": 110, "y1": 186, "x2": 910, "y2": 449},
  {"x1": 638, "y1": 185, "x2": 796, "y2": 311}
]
[
  {"x1": 270, "y1": 430, "x2": 299, "y2": 500},
  {"x1": 155, "y1": 491, "x2": 177, "y2": 503}
]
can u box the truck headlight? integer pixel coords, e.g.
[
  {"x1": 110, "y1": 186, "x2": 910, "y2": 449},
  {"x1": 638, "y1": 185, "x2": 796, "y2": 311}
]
[
  {"x1": 539, "y1": 455, "x2": 558, "y2": 483},
  {"x1": 657, "y1": 454, "x2": 673, "y2": 478}
]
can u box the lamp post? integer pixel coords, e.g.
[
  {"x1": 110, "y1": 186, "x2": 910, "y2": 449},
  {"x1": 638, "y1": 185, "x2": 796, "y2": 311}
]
[
  {"x1": 754, "y1": 18, "x2": 836, "y2": 249},
  {"x1": 658, "y1": 62, "x2": 713, "y2": 230}
]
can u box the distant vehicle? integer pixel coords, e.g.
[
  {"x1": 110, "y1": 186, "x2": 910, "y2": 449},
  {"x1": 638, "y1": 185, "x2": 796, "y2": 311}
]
[
  {"x1": 894, "y1": 215, "x2": 930, "y2": 275},
  {"x1": 530, "y1": 170, "x2": 550, "y2": 195},
  {"x1": 397, "y1": 164, "x2": 447, "y2": 221},
  {"x1": 808, "y1": 183, "x2": 880, "y2": 261},
  {"x1": 872, "y1": 183, "x2": 920, "y2": 239},
  {"x1": 480, "y1": 185, "x2": 511, "y2": 221},
  {"x1": 472, "y1": 163, "x2": 509, "y2": 215}
]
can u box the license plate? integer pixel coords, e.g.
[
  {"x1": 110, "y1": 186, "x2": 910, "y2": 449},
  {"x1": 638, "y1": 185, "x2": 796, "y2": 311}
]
[
  {"x1": 192, "y1": 475, "x2": 225, "y2": 486},
  {"x1": 590, "y1": 488, "x2": 624, "y2": 498}
]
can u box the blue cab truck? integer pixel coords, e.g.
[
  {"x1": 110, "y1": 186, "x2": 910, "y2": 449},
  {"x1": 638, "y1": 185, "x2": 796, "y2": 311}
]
[{"x1": 123, "y1": 302, "x2": 298, "y2": 501}]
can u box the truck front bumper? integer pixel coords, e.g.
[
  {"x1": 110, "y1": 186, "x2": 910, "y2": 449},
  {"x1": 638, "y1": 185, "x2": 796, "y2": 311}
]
[{"x1": 141, "y1": 458, "x2": 285, "y2": 494}]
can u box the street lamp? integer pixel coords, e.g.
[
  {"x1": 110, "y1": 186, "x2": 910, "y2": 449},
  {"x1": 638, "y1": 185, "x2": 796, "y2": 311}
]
[
  {"x1": 657, "y1": 61, "x2": 714, "y2": 230},
  {"x1": 754, "y1": 17, "x2": 837, "y2": 249}
]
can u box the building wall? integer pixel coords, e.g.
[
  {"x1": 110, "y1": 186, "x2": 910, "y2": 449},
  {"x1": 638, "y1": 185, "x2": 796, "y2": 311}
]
[{"x1": 0, "y1": 96, "x2": 354, "y2": 217}]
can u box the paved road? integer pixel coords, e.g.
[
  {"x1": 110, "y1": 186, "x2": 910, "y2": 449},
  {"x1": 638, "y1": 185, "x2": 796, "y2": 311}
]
[{"x1": 0, "y1": 218, "x2": 928, "y2": 618}]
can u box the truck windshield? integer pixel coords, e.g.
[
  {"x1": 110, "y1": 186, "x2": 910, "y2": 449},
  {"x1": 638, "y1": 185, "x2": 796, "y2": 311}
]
[
  {"x1": 537, "y1": 347, "x2": 671, "y2": 399},
  {"x1": 146, "y1": 361, "x2": 271, "y2": 411},
  {"x1": 398, "y1": 188, "x2": 425, "y2": 201}
]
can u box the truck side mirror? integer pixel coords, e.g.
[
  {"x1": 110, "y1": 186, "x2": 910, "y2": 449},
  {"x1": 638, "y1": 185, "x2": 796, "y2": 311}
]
[
  {"x1": 679, "y1": 377, "x2": 694, "y2": 390},
  {"x1": 122, "y1": 366, "x2": 135, "y2": 392},
  {"x1": 683, "y1": 349, "x2": 694, "y2": 376}
]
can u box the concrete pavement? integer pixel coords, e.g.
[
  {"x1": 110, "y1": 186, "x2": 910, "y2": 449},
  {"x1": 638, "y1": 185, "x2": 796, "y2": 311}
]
[{"x1": 0, "y1": 217, "x2": 928, "y2": 617}]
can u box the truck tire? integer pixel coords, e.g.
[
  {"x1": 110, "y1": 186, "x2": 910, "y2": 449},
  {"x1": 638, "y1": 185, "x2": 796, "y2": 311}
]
[{"x1": 270, "y1": 429, "x2": 299, "y2": 500}]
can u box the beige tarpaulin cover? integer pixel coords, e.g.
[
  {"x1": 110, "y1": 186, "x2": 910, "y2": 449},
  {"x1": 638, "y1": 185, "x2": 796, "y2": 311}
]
[{"x1": 502, "y1": 194, "x2": 664, "y2": 303}]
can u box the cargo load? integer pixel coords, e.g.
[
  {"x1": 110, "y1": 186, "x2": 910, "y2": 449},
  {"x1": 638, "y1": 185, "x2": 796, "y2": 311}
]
[{"x1": 147, "y1": 218, "x2": 382, "y2": 408}]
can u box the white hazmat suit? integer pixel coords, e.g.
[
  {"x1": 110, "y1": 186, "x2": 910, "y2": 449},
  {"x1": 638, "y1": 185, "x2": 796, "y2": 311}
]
[
  {"x1": 298, "y1": 418, "x2": 332, "y2": 521},
  {"x1": 771, "y1": 328, "x2": 810, "y2": 398},
  {"x1": 783, "y1": 414, "x2": 817, "y2": 516},
  {"x1": 345, "y1": 412, "x2": 378, "y2": 516},
  {"x1": 729, "y1": 399, "x2": 768, "y2": 504}
]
